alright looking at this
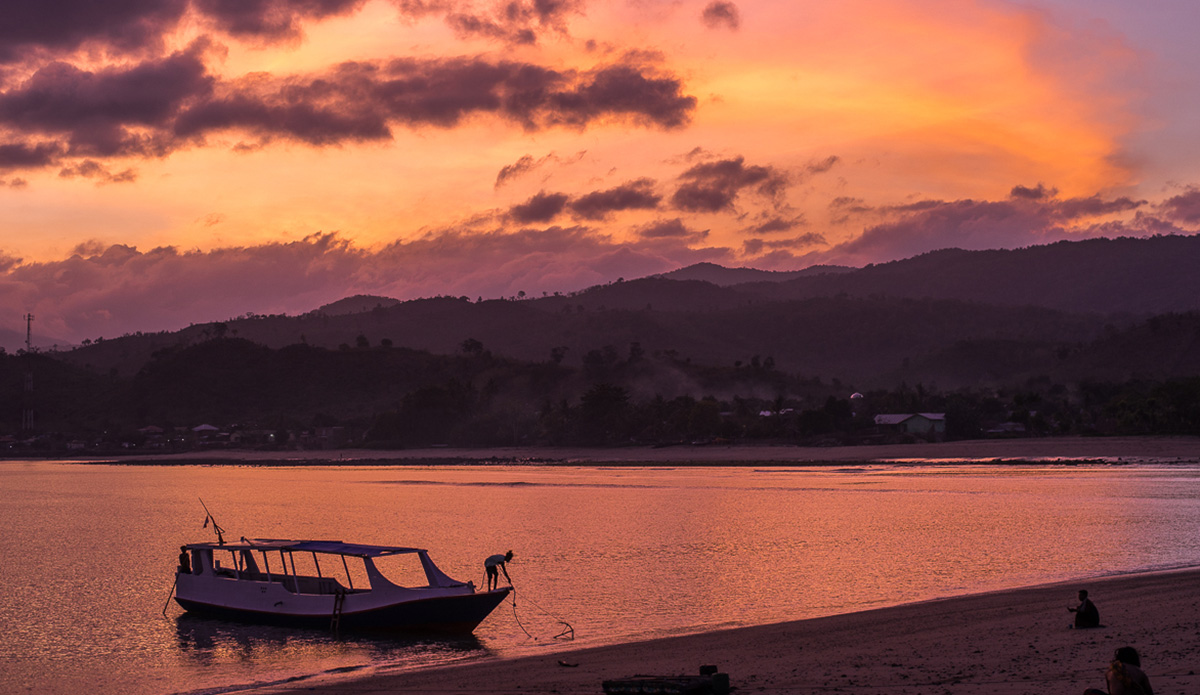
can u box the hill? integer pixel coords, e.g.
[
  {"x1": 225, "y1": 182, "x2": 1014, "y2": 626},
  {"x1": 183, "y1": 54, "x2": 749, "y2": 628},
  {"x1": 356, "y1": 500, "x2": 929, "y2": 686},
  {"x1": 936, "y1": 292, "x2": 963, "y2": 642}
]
[
  {"x1": 50, "y1": 234, "x2": 1200, "y2": 389},
  {"x1": 656, "y1": 262, "x2": 853, "y2": 285},
  {"x1": 749, "y1": 235, "x2": 1200, "y2": 315}
]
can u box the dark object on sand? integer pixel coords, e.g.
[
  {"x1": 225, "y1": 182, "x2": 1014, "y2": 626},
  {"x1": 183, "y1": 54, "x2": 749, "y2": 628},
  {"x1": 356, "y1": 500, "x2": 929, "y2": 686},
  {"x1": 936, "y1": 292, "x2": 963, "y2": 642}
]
[{"x1": 603, "y1": 666, "x2": 731, "y2": 695}]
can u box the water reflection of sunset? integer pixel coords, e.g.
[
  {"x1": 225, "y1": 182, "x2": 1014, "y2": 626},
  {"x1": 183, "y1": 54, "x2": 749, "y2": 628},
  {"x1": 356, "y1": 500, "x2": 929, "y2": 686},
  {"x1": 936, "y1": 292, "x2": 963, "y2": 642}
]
[{"x1": 3, "y1": 462, "x2": 1199, "y2": 694}]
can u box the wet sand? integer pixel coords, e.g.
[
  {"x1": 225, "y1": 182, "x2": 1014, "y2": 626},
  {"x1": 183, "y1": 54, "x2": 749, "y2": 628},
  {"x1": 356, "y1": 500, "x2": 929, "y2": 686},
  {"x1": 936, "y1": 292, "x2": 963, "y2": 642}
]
[
  {"x1": 248, "y1": 567, "x2": 1199, "y2": 694},
  {"x1": 104, "y1": 435, "x2": 1200, "y2": 466}
]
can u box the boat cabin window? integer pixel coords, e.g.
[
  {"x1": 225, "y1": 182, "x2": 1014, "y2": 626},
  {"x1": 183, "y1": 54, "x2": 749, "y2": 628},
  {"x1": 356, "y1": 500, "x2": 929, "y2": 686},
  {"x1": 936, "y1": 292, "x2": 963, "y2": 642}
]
[
  {"x1": 200, "y1": 545, "x2": 442, "y2": 594},
  {"x1": 284, "y1": 550, "x2": 369, "y2": 592},
  {"x1": 370, "y1": 552, "x2": 433, "y2": 589}
]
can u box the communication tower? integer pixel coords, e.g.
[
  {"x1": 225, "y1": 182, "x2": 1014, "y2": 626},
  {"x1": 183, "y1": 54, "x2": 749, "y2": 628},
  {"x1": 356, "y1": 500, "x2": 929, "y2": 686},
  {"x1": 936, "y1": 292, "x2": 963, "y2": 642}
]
[{"x1": 21, "y1": 313, "x2": 34, "y2": 433}]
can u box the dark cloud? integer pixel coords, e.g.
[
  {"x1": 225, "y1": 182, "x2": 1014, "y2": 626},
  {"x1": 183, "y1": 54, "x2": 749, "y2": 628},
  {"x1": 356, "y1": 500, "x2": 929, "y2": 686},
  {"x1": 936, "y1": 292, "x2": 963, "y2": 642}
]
[
  {"x1": 550, "y1": 61, "x2": 695, "y2": 129},
  {"x1": 671, "y1": 156, "x2": 788, "y2": 212},
  {"x1": 1159, "y1": 188, "x2": 1200, "y2": 225},
  {"x1": 0, "y1": 46, "x2": 213, "y2": 158},
  {"x1": 1010, "y1": 182, "x2": 1057, "y2": 200},
  {"x1": 510, "y1": 190, "x2": 570, "y2": 222},
  {"x1": 636, "y1": 218, "x2": 707, "y2": 242},
  {"x1": 569, "y1": 178, "x2": 661, "y2": 219},
  {"x1": 446, "y1": 0, "x2": 582, "y2": 44},
  {"x1": 0, "y1": 0, "x2": 571, "y2": 67},
  {"x1": 0, "y1": 141, "x2": 63, "y2": 170},
  {"x1": 0, "y1": 177, "x2": 29, "y2": 188},
  {"x1": 504, "y1": 178, "x2": 660, "y2": 223},
  {"x1": 391, "y1": 0, "x2": 454, "y2": 17},
  {"x1": 447, "y1": 13, "x2": 537, "y2": 44},
  {"x1": 0, "y1": 0, "x2": 188, "y2": 63},
  {"x1": 830, "y1": 196, "x2": 866, "y2": 209},
  {"x1": 1045, "y1": 194, "x2": 1144, "y2": 220},
  {"x1": 745, "y1": 215, "x2": 804, "y2": 235},
  {"x1": 178, "y1": 56, "x2": 694, "y2": 138},
  {"x1": 742, "y1": 233, "x2": 825, "y2": 255},
  {"x1": 701, "y1": 1, "x2": 740, "y2": 31},
  {"x1": 173, "y1": 71, "x2": 392, "y2": 146},
  {"x1": 0, "y1": 0, "x2": 383, "y2": 61},
  {"x1": 805, "y1": 155, "x2": 839, "y2": 175},
  {"x1": 495, "y1": 154, "x2": 539, "y2": 188},
  {"x1": 0, "y1": 53, "x2": 694, "y2": 173},
  {"x1": 193, "y1": 0, "x2": 368, "y2": 40},
  {"x1": 58, "y1": 160, "x2": 138, "y2": 184},
  {"x1": 493, "y1": 151, "x2": 584, "y2": 188}
]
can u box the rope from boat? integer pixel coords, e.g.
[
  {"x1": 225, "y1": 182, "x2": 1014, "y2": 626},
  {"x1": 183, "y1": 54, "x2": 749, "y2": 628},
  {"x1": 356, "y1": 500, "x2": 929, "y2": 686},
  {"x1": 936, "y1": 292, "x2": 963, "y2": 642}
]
[
  {"x1": 507, "y1": 583, "x2": 575, "y2": 641},
  {"x1": 516, "y1": 588, "x2": 575, "y2": 640},
  {"x1": 508, "y1": 589, "x2": 537, "y2": 640},
  {"x1": 161, "y1": 575, "x2": 178, "y2": 617}
]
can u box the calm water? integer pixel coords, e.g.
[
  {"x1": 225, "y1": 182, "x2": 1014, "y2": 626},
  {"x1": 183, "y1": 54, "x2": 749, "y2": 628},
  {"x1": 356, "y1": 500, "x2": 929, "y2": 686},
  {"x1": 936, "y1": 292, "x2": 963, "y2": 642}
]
[{"x1": 2, "y1": 461, "x2": 1200, "y2": 694}]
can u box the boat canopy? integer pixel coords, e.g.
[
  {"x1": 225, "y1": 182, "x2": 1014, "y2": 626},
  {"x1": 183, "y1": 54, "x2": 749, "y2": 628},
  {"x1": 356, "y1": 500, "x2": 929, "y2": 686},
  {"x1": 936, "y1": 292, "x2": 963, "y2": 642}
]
[{"x1": 186, "y1": 538, "x2": 427, "y2": 557}]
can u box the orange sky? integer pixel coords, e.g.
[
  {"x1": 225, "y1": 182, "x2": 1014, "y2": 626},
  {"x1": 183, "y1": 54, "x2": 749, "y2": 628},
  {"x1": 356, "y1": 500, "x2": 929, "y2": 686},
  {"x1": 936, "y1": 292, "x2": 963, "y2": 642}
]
[{"x1": 1, "y1": 0, "x2": 1199, "y2": 345}]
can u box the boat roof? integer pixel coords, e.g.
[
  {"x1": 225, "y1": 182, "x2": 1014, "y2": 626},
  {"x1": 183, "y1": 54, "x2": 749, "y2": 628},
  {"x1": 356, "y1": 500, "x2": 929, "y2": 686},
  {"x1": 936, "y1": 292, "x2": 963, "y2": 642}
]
[{"x1": 185, "y1": 538, "x2": 427, "y2": 557}]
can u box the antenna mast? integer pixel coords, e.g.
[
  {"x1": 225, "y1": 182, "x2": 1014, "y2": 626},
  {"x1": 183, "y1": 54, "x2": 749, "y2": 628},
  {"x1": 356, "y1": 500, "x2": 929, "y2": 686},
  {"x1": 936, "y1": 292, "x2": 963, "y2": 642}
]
[
  {"x1": 199, "y1": 498, "x2": 226, "y2": 545},
  {"x1": 21, "y1": 314, "x2": 34, "y2": 433}
]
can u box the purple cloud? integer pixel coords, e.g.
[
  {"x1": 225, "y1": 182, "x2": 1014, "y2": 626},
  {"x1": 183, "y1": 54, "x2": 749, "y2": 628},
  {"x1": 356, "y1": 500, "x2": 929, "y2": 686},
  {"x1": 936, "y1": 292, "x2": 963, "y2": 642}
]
[
  {"x1": 58, "y1": 160, "x2": 138, "y2": 184},
  {"x1": 0, "y1": 141, "x2": 63, "y2": 170},
  {"x1": 1010, "y1": 182, "x2": 1058, "y2": 200},
  {"x1": 510, "y1": 191, "x2": 570, "y2": 222},
  {"x1": 569, "y1": 178, "x2": 661, "y2": 219},
  {"x1": 1157, "y1": 188, "x2": 1200, "y2": 225},
  {"x1": 445, "y1": 0, "x2": 582, "y2": 44},
  {"x1": 495, "y1": 154, "x2": 539, "y2": 189},
  {"x1": 701, "y1": 1, "x2": 740, "y2": 31},
  {"x1": 193, "y1": 0, "x2": 368, "y2": 40},
  {"x1": 745, "y1": 215, "x2": 805, "y2": 235},
  {"x1": 0, "y1": 46, "x2": 213, "y2": 158},
  {"x1": 672, "y1": 156, "x2": 788, "y2": 212},
  {"x1": 636, "y1": 218, "x2": 707, "y2": 242},
  {"x1": 0, "y1": 0, "x2": 187, "y2": 63},
  {"x1": 0, "y1": 52, "x2": 695, "y2": 174}
]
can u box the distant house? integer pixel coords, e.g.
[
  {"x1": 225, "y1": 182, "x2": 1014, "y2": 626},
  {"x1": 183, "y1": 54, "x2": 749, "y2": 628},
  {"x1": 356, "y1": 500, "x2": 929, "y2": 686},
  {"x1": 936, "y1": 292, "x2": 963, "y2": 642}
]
[{"x1": 874, "y1": 413, "x2": 946, "y2": 436}]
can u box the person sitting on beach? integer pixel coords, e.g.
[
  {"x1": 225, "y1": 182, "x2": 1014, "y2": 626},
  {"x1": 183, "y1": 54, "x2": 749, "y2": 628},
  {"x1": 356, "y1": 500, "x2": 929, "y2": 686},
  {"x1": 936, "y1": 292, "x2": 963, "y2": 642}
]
[
  {"x1": 178, "y1": 546, "x2": 192, "y2": 574},
  {"x1": 485, "y1": 550, "x2": 513, "y2": 591},
  {"x1": 1069, "y1": 589, "x2": 1100, "y2": 628},
  {"x1": 1083, "y1": 646, "x2": 1154, "y2": 695}
]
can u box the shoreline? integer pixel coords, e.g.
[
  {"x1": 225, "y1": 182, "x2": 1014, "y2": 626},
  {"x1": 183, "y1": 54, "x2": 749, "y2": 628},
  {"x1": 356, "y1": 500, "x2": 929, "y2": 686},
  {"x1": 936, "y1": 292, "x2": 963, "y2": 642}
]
[
  {"x1": 247, "y1": 567, "x2": 1200, "y2": 694},
  {"x1": 30, "y1": 435, "x2": 1200, "y2": 467}
]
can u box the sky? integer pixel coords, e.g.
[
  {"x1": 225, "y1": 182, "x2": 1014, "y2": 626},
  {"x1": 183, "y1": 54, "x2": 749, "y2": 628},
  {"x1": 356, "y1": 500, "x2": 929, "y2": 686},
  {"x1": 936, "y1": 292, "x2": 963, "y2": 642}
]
[{"x1": 3, "y1": 0, "x2": 1200, "y2": 347}]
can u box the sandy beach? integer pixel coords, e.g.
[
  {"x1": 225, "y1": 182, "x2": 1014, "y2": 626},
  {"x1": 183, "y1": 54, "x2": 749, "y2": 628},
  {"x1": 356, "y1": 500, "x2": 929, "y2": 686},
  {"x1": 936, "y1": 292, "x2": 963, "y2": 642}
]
[{"x1": 249, "y1": 568, "x2": 1200, "y2": 695}]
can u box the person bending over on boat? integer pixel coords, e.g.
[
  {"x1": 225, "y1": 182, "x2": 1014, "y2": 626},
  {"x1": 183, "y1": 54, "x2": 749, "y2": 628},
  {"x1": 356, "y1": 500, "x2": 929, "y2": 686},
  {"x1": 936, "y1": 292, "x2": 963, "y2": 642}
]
[
  {"x1": 485, "y1": 550, "x2": 513, "y2": 590},
  {"x1": 178, "y1": 546, "x2": 192, "y2": 574},
  {"x1": 1069, "y1": 589, "x2": 1100, "y2": 628}
]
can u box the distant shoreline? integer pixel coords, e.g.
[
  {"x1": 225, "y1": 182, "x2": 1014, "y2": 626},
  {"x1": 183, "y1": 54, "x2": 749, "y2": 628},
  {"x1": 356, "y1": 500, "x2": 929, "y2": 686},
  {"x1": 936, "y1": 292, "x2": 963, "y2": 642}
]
[{"x1": 25, "y1": 435, "x2": 1200, "y2": 466}]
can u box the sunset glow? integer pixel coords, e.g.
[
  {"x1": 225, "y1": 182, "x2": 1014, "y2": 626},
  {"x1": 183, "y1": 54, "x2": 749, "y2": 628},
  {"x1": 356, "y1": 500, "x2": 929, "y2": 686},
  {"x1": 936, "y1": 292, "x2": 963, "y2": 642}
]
[{"x1": 3, "y1": 0, "x2": 1199, "y2": 345}]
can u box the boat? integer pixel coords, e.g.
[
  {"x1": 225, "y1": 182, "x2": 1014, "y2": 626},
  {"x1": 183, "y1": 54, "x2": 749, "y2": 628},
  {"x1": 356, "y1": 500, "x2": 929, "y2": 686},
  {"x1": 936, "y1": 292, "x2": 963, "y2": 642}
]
[{"x1": 173, "y1": 538, "x2": 511, "y2": 634}]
